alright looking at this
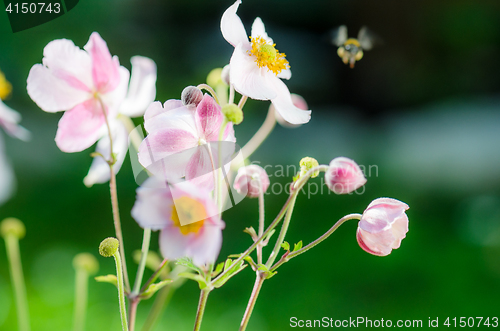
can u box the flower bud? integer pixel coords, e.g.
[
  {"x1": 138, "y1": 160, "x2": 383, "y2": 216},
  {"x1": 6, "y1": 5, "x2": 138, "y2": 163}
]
[
  {"x1": 0, "y1": 218, "x2": 26, "y2": 239},
  {"x1": 73, "y1": 252, "x2": 99, "y2": 275},
  {"x1": 299, "y1": 157, "x2": 319, "y2": 178},
  {"x1": 357, "y1": 198, "x2": 409, "y2": 256},
  {"x1": 273, "y1": 94, "x2": 308, "y2": 128},
  {"x1": 233, "y1": 165, "x2": 270, "y2": 198},
  {"x1": 324, "y1": 157, "x2": 366, "y2": 194},
  {"x1": 99, "y1": 237, "x2": 119, "y2": 257},
  {"x1": 221, "y1": 103, "x2": 243, "y2": 125},
  {"x1": 207, "y1": 68, "x2": 226, "y2": 88},
  {"x1": 181, "y1": 86, "x2": 203, "y2": 108}
]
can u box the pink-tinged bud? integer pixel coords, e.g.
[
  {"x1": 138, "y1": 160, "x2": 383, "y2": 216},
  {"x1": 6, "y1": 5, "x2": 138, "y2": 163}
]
[
  {"x1": 181, "y1": 86, "x2": 203, "y2": 108},
  {"x1": 357, "y1": 198, "x2": 409, "y2": 256},
  {"x1": 325, "y1": 157, "x2": 366, "y2": 194},
  {"x1": 233, "y1": 165, "x2": 270, "y2": 198},
  {"x1": 273, "y1": 94, "x2": 308, "y2": 128}
]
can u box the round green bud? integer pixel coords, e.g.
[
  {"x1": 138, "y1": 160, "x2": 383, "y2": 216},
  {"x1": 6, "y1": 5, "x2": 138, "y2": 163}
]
[
  {"x1": 260, "y1": 44, "x2": 277, "y2": 61},
  {"x1": 221, "y1": 103, "x2": 243, "y2": 125},
  {"x1": 0, "y1": 218, "x2": 26, "y2": 239},
  {"x1": 300, "y1": 157, "x2": 320, "y2": 178},
  {"x1": 73, "y1": 252, "x2": 99, "y2": 275},
  {"x1": 207, "y1": 68, "x2": 225, "y2": 88},
  {"x1": 99, "y1": 237, "x2": 119, "y2": 257},
  {"x1": 181, "y1": 86, "x2": 203, "y2": 108}
]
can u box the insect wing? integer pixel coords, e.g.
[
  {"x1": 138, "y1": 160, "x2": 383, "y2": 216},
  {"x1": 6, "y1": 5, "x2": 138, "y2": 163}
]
[
  {"x1": 331, "y1": 25, "x2": 348, "y2": 47},
  {"x1": 357, "y1": 26, "x2": 380, "y2": 50}
]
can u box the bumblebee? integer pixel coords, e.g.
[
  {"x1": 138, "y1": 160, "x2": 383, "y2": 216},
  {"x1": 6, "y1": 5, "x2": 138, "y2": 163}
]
[{"x1": 331, "y1": 25, "x2": 376, "y2": 68}]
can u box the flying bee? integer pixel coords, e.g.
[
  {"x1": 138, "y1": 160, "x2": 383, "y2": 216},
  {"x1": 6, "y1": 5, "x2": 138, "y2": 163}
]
[{"x1": 331, "y1": 25, "x2": 377, "y2": 68}]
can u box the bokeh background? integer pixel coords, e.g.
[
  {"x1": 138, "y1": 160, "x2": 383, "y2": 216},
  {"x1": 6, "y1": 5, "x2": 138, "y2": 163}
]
[{"x1": 1, "y1": 0, "x2": 500, "y2": 330}]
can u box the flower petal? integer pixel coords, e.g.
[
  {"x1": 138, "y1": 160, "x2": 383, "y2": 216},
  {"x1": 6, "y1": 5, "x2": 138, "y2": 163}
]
[
  {"x1": 221, "y1": 0, "x2": 249, "y2": 48},
  {"x1": 119, "y1": 56, "x2": 157, "y2": 117},
  {"x1": 27, "y1": 64, "x2": 91, "y2": 113},
  {"x1": 55, "y1": 99, "x2": 106, "y2": 153},
  {"x1": 0, "y1": 135, "x2": 14, "y2": 204},
  {"x1": 195, "y1": 95, "x2": 223, "y2": 141},
  {"x1": 84, "y1": 32, "x2": 121, "y2": 93},
  {"x1": 99, "y1": 66, "x2": 130, "y2": 119},
  {"x1": 83, "y1": 120, "x2": 129, "y2": 187},
  {"x1": 0, "y1": 100, "x2": 31, "y2": 141},
  {"x1": 132, "y1": 177, "x2": 173, "y2": 230},
  {"x1": 144, "y1": 102, "x2": 196, "y2": 133},
  {"x1": 230, "y1": 44, "x2": 277, "y2": 101},
  {"x1": 267, "y1": 75, "x2": 311, "y2": 124},
  {"x1": 277, "y1": 67, "x2": 291, "y2": 80},
  {"x1": 251, "y1": 17, "x2": 273, "y2": 44}
]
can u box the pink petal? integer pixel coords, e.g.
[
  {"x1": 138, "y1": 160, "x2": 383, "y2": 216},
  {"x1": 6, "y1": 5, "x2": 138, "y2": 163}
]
[
  {"x1": 99, "y1": 66, "x2": 130, "y2": 119},
  {"x1": 41, "y1": 39, "x2": 93, "y2": 91},
  {"x1": 185, "y1": 146, "x2": 216, "y2": 190},
  {"x1": 144, "y1": 100, "x2": 183, "y2": 121},
  {"x1": 267, "y1": 75, "x2": 311, "y2": 124},
  {"x1": 119, "y1": 56, "x2": 157, "y2": 117},
  {"x1": 195, "y1": 95, "x2": 223, "y2": 141},
  {"x1": 144, "y1": 102, "x2": 196, "y2": 134},
  {"x1": 84, "y1": 32, "x2": 121, "y2": 93},
  {"x1": 27, "y1": 64, "x2": 91, "y2": 113},
  {"x1": 251, "y1": 17, "x2": 273, "y2": 44},
  {"x1": 220, "y1": 0, "x2": 250, "y2": 49},
  {"x1": 230, "y1": 44, "x2": 277, "y2": 101},
  {"x1": 83, "y1": 120, "x2": 129, "y2": 187},
  {"x1": 132, "y1": 177, "x2": 173, "y2": 230},
  {"x1": 55, "y1": 99, "x2": 106, "y2": 153}
]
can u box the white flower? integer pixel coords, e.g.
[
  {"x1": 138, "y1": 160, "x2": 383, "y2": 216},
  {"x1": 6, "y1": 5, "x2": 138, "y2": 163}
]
[{"x1": 221, "y1": 0, "x2": 311, "y2": 124}]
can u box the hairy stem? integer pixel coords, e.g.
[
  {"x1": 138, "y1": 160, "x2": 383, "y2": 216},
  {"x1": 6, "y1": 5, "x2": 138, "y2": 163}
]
[
  {"x1": 193, "y1": 290, "x2": 210, "y2": 331},
  {"x1": 197, "y1": 84, "x2": 220, "y2": 105},
  {"x1": 239, "y1": 106, "x2": 276, "y2": 162},
  {"x1": 239, "y1": 274, "x2": 265, "y2": 331},
  {"x1": 113, "y1": 251, "x2": 129, "y2": 331}
]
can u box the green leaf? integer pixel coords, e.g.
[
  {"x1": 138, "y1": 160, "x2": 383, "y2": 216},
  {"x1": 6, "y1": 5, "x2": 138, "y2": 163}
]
[
  {"x1": 178, "y1": 272, "x2": 209, "y2": 290},
  {"x1": 255, "y1": 264, "x2": 277, "y2": 280},
  {"x1": 212, "y1": 258, "x2": 247, "y2": 289},
  {"x1": 281, "y1": 241, "x2": 290, "y2": 251},
  {"x1": 243, "y1": 227, "x2": 257, "y2": 240},
  {"x1": 212, "y1": 261, "x2": 225, "y2": 277},
  {"x1": 293, "y1": 240, "x2": 303, "y2": 252},
  {"x1": 140, "y1": 279, "x2": 173, "y2": 299},
  {"x1": 176, "y1": 257, "x2": 203, "y2": 275},
  {"x1": 94, "y1": 274, "x2": 117, "y2": 287}
]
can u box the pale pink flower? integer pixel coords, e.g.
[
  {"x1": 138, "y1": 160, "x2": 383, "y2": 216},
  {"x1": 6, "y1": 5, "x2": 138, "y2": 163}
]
[
  {"x1": 27, "y1": 32, "x2": 129, "y2": 153},
  {"x1": 357, "y1": 198, "x2": 409, "y2": 256},
  {"x1": 233, "y1": 165, "x2": 270, "y2": 198},
  {"x1": 221, "y1": 0, "x2": 311, "y2": 124},
  {"x1": 325, "y1": 157, "x2": 367, "y2": 194},
  {"x1": 0, "y1": 99, "x2": 30, "y2": 141},
  {"x1": 131, "y1": 177, "x2": 224, "y2": 266},
  {"x1": 84, "y1": 56, "x2": 157, "y2": 187},
  {"x1": 138, "y1": 94, "x2": 235, "y2": 189}
]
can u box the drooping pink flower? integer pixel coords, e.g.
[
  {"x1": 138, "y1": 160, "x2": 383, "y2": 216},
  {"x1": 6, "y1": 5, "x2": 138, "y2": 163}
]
[
  {"x1": 325, "y1": 157, "x2": 367, "y2": 194},
  {"x1": 131, "y1": 177, "x2": 224, "y2": 266},
  {"x1": 138, "y1": 94, "x2": 235, "y2": 189},
  {"x1": 357, "y1": 198, "x2": 409, "y2": 256},
  {"x1": 221, "y1": 0, "x2": 311, "y2": 125},
  {"x1": 233, "y1": 165, "x2": 270, "y2": 198},
  {"x1": 27, "y1": 32, "x2": 129, "y2": 153}
]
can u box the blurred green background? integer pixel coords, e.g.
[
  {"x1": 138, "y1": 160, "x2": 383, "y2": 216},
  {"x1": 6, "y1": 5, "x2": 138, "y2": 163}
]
[{"x1": 1, "y1": 0, "x2": 500, "y2": 330}]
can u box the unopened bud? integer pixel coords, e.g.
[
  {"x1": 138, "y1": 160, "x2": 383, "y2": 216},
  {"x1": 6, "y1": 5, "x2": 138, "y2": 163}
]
[
  {"x1": 221, "y1": 103, "x2": 243, "y2": 125},
  {"x1": 207, "y1": 68, "x2": 225, "y2": 88},
  {"x1": 0, "y1": 218, "x2": 26, "y2": 239},
  {"x1": 299, "y1": 157, "x2": 319, "y2": 178},
  {"x1": 99, "y1": 237, "x2": 119, "y2": 257},
  {"x1": 73, "y1": 253, "x2": 99, "y2": 275},
  {"x1": 181, "y1": 86, "x2": 203, "y2": 108},
  {"x1": 325, "y1": 157, "x2": 366, "y2": 194},
  {"x1": 233, "y1": 165, "x2": 270, "y2": 198}
]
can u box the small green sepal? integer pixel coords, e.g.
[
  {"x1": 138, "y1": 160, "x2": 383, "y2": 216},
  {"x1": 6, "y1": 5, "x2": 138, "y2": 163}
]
[
  {"x1": 140, "y1": 279, "x2": 173, "y2": 299},
  {"x1": 95, "y1": 274, "x2": 118, "y2": 287}
]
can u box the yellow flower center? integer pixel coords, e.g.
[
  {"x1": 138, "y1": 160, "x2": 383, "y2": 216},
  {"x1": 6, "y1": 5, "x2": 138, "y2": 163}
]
[
  {"x1": 0, "y1": 70, "x2": 12, "y2": 100},
  {"x1": 249, "y1": 36, "x2": 289, "y2": 75},
  {"x1": 171, "y1": 196, "x2": 207, "y2": 235}
]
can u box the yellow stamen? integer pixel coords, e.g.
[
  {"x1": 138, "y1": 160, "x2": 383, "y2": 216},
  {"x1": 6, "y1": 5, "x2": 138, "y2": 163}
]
[
  {"x1": 249, "y1": 36, "x2": 289, "y2": 75},
  {"x1": 171, "y1": 196, "x2": 207, "y2": 235},
  {"x1": 0, "y1": 70, "x2": 12, "y2": 100}
]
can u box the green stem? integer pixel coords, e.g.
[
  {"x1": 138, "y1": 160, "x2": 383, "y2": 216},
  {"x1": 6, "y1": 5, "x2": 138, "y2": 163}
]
[
  {"x1": 271, "y1": 213, "x2": 362, "y2": 272},
  {"x1": 4, "y1": 235, "x2": 30, "y2": 331},
  {"x1": 217, "y1": 119, "x2": 229, "y2": 213},
  {"x1": 72, "y1": 269, "x2": 88, "y2": 331},
  {"x1": 239, "y1": 273, "x2": 264, "y2": 331},
  {"x1": 129, "y1": 299, "x2": 139, "y2": 331},
  {"x1": 237, "y1": 95, "x2": 248, "y2": 109},
  {"x1": 239, "y1": 106, "x2": 276, "y2": 162},
  {"x1": 265, "y1": 195, "x2": 297, "y2": 268},
  {"x1": 113, "y1": 251, "x2": 129, "y2": 331},
  {"x1": 193, "y1": 290, "x2": 210, "y2": 331},
  {"x1": 132, "y1": 228, "x2": 151, "y2": 295},
  {"x1": 256, "y1": 185, "x2": 265, "y2": 265},
  {"x1": 140, "y1": 259, "x2": 169, "y2": 294},
  {"x1": 228, "y1": 84, "x2": 235, "y2": 105},
  {"x1": 98, "y1": 97, "x2": 131, "y2": 293}
]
